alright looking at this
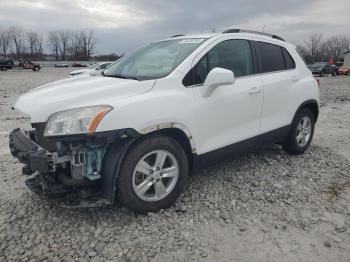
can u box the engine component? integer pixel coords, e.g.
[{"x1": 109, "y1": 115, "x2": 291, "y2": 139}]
[{"x1": 70, "y1": 146, "x2": 106, "y2": 181}]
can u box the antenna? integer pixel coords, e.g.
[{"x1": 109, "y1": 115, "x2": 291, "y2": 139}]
[{"x1": 261, "y1": 25, "x2": 266, "y2": 33}]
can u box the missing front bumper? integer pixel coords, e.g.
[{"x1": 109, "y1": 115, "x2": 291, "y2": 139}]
[
  {"x1": 9, "y1": 127, "x2": 140, "y2": 207},
  {"x1": 9, "y1": 128, "x2": 56, "y2": 175}
]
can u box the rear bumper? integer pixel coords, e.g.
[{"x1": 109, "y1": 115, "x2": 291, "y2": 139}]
[{"x1": 9, "y1": 128, "x2": 54, "y2": 175}]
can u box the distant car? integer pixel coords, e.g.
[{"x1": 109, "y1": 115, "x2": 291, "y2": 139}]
[
  {"x1": 55, "y1": 63, "x2": 69, "y2": 68},
  {"x1": 19, "y1": 61, "x2": 41, "y2": 71},
  {"x1": 1, "y1": 60, "x2": 40, "y2": 71},
  {"x1": 0, "y1": 59, "x2": 14, "y2": 71},
  {"x1": 69, "y1": 62, "x2": 112, "y2": 76},
  {"x1": 309, "y1": 62, "x2": 336, "y2": 77},
  {"x1": 72, "y1": 62, "x2": 87, "y2": 67},
  {"x1": 339, "y1": 66, "x2": 350, "y2": 75}
]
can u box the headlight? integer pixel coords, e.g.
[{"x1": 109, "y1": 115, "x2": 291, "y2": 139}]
[{"x1": 44, "y1": 105, "x2": 112, "y2": 137}]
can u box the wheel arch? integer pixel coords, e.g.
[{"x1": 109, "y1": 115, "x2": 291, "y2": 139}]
[
  {"x1": 101, "y1": 125, "x2": 196, "y2": 204},
  {"x1": 138, "y1": 122, "x2": 196, "y2": 172},
  {"x1": 293, "y1": 99, "x2": 319, "y2": 123}
]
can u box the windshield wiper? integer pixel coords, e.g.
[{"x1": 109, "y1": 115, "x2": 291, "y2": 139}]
[{"x1": 105, "y1": 74, "x2": 139, "y2": 80}]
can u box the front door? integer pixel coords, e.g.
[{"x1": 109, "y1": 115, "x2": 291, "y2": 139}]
[{"x1": 189, "y1": 39, "x2": 263, "y2": 155}]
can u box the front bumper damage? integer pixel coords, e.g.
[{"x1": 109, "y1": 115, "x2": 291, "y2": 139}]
[{"x1": 9, "y1": 127, "x2": 138, "y2": 208}]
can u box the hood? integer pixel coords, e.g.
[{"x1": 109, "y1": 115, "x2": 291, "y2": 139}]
[
  {"x1": 15, "y1": 76, "x2": 155, "y2": 123},
  {"x1": 70, "y1": 69, "x2": 91, "y2": 75}
]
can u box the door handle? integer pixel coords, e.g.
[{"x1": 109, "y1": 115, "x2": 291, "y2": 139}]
[{"x1": 248, "y1": 86, "x2": 261, "y2": 95}]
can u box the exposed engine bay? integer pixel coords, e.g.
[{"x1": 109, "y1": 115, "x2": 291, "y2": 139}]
[{"x1": 9, "y1": 125, "x2": 138, "y2": 207}]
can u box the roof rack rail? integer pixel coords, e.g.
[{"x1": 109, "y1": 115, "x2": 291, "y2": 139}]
[
  {"x1": 222, "y1": 29, "x2": 285, "y2": 42},
  {"x1": 171, "y1": 34, "x2": 185, "y2": 38}
]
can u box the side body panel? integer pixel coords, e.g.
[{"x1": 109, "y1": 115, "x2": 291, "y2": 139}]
[{"x1": 258, "y1": 44, "x2": 320, "y2": 134}]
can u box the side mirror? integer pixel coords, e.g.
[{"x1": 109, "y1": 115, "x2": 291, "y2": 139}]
[{"x1": 203, "y1": 68, "x2": 235, "y2": 97}]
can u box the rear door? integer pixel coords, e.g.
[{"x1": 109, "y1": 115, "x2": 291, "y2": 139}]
[{"x1": 255, "y1": 41, "x2": 297, "y2": 134}]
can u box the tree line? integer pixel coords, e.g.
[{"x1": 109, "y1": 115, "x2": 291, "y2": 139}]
[
  {"x1": 297, "y1": 34, "x2": 350, "y2": 64},
  {"x1": 0, "y1": 26, "x2": 99, "y2": 60},
  {"x1": 1, "y1": 26, "x2": 349, "y2": 63}
]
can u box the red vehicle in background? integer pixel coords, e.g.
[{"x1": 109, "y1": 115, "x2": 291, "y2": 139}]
[
  {"x1": 19, "y1": 60, "x2": 41, "y2": 71},
  {"x1": 339, "y1": 66, "x2": 350, "y2": 75},
  {"x1": 0, "y1": 59, "x2": 41, "y2": 71}
]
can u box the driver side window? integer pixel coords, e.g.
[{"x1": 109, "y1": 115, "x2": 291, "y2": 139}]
[{"x1": 183, "y1": 39, "x2": 253, "y2": 87}]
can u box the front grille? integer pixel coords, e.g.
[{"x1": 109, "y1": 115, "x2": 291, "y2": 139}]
[{"x1": 31, "y1": 123, "x2": 57, "y2": 152}]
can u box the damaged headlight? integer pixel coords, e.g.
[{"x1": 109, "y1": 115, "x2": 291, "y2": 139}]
[{"x1": 44, "y1": 105, "x2": 112, "y2": 136}]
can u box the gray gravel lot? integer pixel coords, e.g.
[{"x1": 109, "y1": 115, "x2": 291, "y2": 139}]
[{"x1": 0, "y1": 69, "x2": 349, "y2": 262}]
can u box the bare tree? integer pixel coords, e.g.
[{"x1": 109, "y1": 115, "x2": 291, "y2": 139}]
[
  {"x1": 48, "y1": 31, "x2": 60, "y2": 60},
  {"x1": 26, "y1": 31, "x2": 43, "y2": 59},
  {"x1": 0, "y1": 28, "x2": 11, "y2": 57},
  {"x1": 57, "y1": 30, "x2": 70, "y2": 60},
  {"x1": 324, "y1": 35, "x2": 350, "y2": 62},
  {"x1": 305, "y1": 33, "x2": 323, "y2": 62},
  {"x1": 78, "y1": 30, "x2": 98, "y2": 60},
  {"x1": 9, "y1": 26, "x2": 26, "y2": 59},
  {"x1": 69, "y1": 31, "x2": 81, "y2": 59}
]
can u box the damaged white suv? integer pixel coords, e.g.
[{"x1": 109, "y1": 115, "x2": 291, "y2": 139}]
[{"x1": 9, "y1": 29, "x2": 319, "y2": 213}]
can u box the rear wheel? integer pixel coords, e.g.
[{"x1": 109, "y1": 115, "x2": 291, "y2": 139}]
[
  {"x1": 117, "y1": 135, "x2": 189, "y2": 213},
  {"x1": 283, "y1": 108, "x2": 315, "y2": 155}
]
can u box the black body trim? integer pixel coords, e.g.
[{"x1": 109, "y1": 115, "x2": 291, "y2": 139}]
[
  {"x1": 195, "y1": 125, "x2": 291, "y2": 168},
  {"x1": 9, "y1": 128, "x2": 52, "y2": 175}
]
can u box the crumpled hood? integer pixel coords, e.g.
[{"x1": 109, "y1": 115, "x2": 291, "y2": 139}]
[{"x1": 15, "y1": 76, "x2": 155, "y2": 123}]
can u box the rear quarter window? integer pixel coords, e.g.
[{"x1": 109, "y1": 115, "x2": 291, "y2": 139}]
[
  {"x1": 256, "y1": 42, "x2": 287, "y2": 73},
  {"x1": 282, "y1": 48, "x2": 296, "y2": 70}
]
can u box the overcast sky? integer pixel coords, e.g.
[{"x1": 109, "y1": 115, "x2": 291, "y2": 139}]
[{"x1": 0, "y1": 0, "x2": 349, "y2": 54}]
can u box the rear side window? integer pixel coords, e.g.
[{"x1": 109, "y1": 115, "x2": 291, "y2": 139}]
[
  {"x1": 282, "y1": 48, "x2": 295, "y2": 70},
  {"x1": 183, "y1": 39, "x2": 253, "y2": 86},
  {"x1": 256, "y1": 42, "x2": 285, "y2": 73}
]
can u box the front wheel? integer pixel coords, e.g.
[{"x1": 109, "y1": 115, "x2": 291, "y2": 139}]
[
  {"x1": 282, "y1": 108, "x2": 315, "y2": 155},
  {"x1": 117, "y1": 135, "x2": 189, "y2": 213}
]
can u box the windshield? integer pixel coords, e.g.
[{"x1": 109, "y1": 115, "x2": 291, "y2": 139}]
[{"x1": 103, "y1": 38, "x2": 206, "y2": 80}]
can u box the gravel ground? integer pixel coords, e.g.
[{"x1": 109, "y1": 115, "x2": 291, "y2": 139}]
[{"x1": 0, "y1": 69, "x2": 349, "y2": 262}]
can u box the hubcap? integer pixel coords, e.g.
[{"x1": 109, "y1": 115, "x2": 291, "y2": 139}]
[
  {"x1": 296, "y1": 116, "x2": 312, "y2": 147},
  {"x1": 132, "y1": 150, "x2": 179, "y2": 202}
]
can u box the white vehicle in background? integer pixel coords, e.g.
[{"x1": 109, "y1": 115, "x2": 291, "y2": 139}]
[
  {"x1": 10, "y1": 29, "x2": 319, "y2": 213},
  {"x1": 69, "y1": 62, "x2": 112, "y2": 76}
]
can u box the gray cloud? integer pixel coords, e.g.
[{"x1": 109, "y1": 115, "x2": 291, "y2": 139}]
[{"x1": 0, "y1": 0, "x2": 348, "y2": 54}]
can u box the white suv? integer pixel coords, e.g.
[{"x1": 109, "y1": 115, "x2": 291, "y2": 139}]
[{"x1": 9, "y1": 29, "x2": 319, "y2": 213}]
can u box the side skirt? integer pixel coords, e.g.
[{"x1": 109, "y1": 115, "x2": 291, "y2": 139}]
[{"x1": 194, "y1": 125, "x2": 291, "y2": 168}]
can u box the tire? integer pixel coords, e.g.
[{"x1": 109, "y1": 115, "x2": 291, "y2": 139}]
[
  {"x1": 117, "y1": 135, "x2": 189, "y2": 213},
  {"x1": 282, "y1": 108, "x2": 315, "y2": 155},
  {"x1": 320, "y1": 71, "x2": 324, "y2": 77},
  {"x1": 1, "y1": 67, "x2": 7, "y2": 71}
]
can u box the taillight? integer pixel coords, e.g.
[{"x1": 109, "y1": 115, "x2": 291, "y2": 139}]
[{"x1": 314, "y1": 78, "x2": 320, "y2": 87}]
